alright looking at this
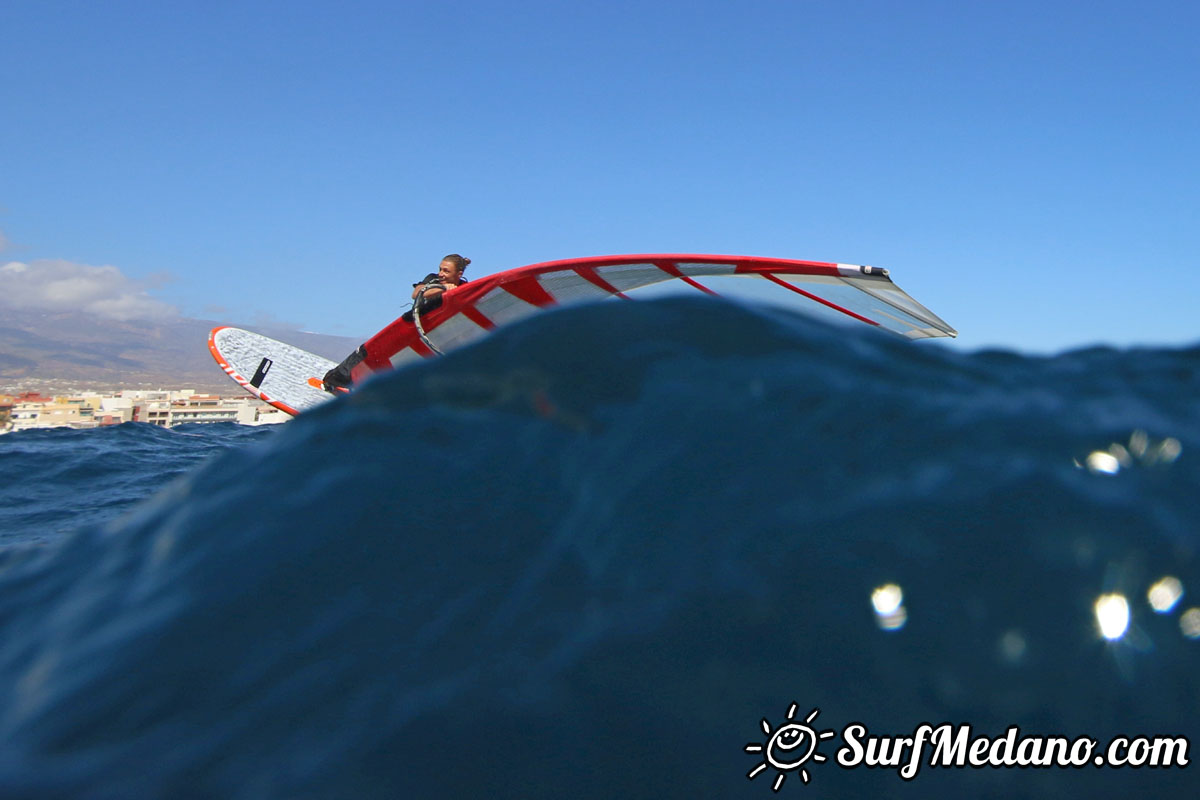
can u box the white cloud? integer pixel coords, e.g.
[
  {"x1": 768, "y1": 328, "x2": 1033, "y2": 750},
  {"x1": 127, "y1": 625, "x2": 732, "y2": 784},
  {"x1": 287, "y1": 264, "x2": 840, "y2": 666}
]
[{"x1": 0, "y1": 259, "x2": 179, "y2": 321}]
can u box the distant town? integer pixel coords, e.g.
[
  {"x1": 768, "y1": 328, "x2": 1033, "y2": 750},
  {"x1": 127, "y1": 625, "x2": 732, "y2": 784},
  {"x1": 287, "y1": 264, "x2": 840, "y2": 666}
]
[{"x1": 0, "y1": 389, "x2": 289, "y2": 433}]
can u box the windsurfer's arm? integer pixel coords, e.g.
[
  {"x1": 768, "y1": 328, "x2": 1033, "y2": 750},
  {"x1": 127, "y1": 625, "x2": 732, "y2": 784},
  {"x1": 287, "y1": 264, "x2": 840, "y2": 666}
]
[{"x1": 412, "y1": 282, "x2": 445, "y2": 300}]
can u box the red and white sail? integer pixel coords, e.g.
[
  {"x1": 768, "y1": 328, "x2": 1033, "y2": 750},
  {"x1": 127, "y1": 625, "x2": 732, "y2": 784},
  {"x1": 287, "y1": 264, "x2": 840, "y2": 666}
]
[{"x1": 352, "y1": 254, "x2": 956, "y2": 381}]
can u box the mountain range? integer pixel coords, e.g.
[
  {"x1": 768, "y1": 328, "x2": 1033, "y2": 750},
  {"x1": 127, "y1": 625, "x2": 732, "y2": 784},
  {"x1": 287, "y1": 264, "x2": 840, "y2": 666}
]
[{"x1": 0, "y1": 309, "x2": 364, "y2": 395}]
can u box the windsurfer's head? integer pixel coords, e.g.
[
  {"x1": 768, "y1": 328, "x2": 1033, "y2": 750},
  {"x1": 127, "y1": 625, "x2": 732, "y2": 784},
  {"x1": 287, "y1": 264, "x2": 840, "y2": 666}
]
[{"x1": 438, "y1": 254, "x2": 470, "y2": 285}]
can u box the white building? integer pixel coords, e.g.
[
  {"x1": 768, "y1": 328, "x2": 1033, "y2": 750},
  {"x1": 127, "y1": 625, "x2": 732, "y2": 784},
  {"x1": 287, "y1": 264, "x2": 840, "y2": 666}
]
[{"x1": 4, "y1": 390, "x2": 288, "y2": 430}]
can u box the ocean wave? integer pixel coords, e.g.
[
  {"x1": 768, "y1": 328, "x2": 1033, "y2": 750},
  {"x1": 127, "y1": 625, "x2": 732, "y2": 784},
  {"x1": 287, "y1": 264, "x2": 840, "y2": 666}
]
[{"x1": 1, "y1": 297, "x2": 1197, "y2": 797}]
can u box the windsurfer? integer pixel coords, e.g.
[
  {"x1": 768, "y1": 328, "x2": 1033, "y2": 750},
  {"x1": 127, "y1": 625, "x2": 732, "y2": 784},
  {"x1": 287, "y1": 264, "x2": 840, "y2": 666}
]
[
  {"x1": 401, "y1": 254, "x2": 470, "y2": 323},
  {"x1": 321, "y1": 254, "x2": 471, "y2": 393}
]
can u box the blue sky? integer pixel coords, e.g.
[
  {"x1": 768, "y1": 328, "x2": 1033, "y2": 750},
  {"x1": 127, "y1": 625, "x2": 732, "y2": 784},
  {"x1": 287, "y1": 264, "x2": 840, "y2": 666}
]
[{"x1": 2, "y1": 0, "x2": 1197, "y2": 353}]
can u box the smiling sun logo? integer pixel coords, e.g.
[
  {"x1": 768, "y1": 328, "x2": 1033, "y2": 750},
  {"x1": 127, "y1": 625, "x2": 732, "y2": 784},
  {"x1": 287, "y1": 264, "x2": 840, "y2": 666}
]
[{"x1": 745, "y1": 704, "x2": 836, "y2": 791}]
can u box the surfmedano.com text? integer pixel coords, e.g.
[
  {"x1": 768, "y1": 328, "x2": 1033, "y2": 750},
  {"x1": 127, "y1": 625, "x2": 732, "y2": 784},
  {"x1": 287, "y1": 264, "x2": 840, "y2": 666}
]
[{"x1": 836, "y1": 723, "x2": 1189, "y2": 780}]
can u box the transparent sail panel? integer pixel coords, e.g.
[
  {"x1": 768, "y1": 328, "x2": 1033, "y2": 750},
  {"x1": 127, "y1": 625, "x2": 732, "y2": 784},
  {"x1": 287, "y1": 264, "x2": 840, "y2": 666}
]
[{"x1": 536, "y1": 270, "x2": 615, "y2": 305}]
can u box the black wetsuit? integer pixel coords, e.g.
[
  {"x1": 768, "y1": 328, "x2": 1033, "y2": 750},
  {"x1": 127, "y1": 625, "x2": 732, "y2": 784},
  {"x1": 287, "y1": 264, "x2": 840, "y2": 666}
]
[
  {"x1": 321, "y1": 344, "x2": 365, "y2": 393},
  {"x1": 323, "y1": 275, "x2": 468, "y2": 392},
  {"x1": 400, "y1": 274, "x2": 468, "y2": 322}
]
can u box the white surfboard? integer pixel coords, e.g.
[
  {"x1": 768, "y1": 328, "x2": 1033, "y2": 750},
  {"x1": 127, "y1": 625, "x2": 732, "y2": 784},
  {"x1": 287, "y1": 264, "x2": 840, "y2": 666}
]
[{"x1": 208, "y1": 326, "x2": 340, "y2": 416}]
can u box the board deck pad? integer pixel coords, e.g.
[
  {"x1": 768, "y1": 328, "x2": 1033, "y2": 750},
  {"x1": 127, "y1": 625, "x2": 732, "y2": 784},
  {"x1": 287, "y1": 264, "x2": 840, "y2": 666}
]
[{"x1": 209, "y1": 327, "x2": 339, "y2": 415}]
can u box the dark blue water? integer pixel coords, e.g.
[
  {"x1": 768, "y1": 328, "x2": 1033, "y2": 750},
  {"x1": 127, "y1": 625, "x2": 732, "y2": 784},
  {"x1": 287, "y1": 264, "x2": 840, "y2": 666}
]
[
  {"x1": 0, "y1": 422, "x2": 275, "y2": 546},
  {"x1": 1, "y1": 297, "x2": 1197, "y2": 798}
]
